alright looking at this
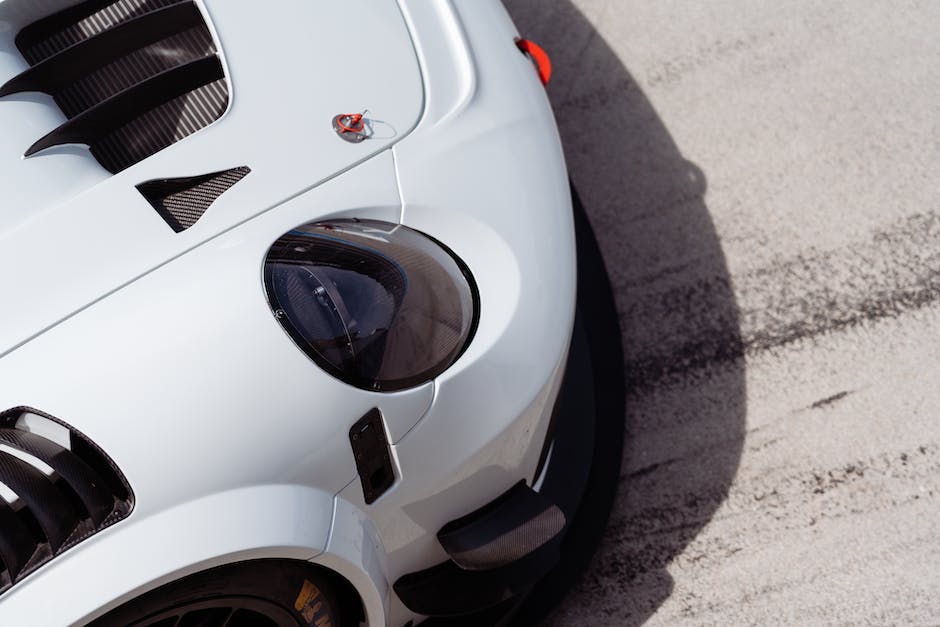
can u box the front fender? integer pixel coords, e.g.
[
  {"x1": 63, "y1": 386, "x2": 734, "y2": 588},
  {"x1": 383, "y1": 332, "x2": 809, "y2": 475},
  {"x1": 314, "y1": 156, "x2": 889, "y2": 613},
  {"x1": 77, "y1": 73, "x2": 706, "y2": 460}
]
[{"x1": 0, "y1": 484, "x2": 335, "y2": 626}]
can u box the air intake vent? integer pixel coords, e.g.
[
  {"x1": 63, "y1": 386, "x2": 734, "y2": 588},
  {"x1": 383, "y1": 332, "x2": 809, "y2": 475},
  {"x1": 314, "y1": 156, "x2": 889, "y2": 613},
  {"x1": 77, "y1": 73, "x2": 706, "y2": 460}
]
[
  {"x1": 137, "y1": 166, "x2": 250, "y2": 232},
  {"x1": 1, "y1": 0, "x2": 228, "y2": 173},
  {"x1": 0, "y1": 407, "x2": 132, "y2": 593}
]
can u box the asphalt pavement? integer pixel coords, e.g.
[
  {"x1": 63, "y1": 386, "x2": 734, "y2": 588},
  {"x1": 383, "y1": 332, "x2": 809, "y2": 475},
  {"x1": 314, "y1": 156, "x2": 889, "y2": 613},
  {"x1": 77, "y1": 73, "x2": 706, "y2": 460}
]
[{"x1": 503, "y1": 1, "x2": 940, "y2": 624}]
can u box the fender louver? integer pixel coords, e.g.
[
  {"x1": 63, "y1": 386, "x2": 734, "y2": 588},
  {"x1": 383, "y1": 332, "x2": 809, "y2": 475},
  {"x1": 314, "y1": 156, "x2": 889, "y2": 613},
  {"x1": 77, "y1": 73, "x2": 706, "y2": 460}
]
[
  {"x1": 0, "y1": 408, "x2": 132, "y2": 593},
  {"x1": 138, "y1": 166, "x2": 251, "y2": 232},
  {"x1": 0, "y1": 0, "x2": 228, "y2": 173}
]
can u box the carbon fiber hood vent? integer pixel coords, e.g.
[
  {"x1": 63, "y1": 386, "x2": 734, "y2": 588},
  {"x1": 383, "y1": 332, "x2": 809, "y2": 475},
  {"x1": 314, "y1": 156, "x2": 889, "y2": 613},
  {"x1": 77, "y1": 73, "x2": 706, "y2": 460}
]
[
  {"x1": 0, "y1": 408, "x2": 132, "y2": 594},
  {"x1": 138, "y1": 166, "x2": 250, "y2": 232},
  {"x1": 0, "y1": 0, "x2": 228, "y2": 173}
]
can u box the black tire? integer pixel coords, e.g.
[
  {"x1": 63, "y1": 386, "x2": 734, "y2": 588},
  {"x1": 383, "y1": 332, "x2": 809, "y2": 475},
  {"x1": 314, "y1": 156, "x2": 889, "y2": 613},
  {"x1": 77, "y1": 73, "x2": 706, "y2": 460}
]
[{"x1": 89, "y1": 560, "x2": 345, "y2": 627}]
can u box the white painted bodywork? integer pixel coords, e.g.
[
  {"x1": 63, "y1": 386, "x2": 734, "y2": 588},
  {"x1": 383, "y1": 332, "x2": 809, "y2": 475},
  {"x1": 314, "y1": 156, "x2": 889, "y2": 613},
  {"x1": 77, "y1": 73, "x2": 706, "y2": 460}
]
[{"x1": 0, "y1": 0, "x2": 574, "y2": 625}]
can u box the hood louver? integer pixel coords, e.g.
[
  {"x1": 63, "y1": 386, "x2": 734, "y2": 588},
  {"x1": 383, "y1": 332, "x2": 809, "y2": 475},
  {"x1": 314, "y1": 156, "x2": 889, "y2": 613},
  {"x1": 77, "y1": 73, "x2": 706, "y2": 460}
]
[
  {"x1": 0, "y1": 408, "x2": 132, "y2": 593},
  {"x1": 1, "y1": 0, "x2": 228, "y2": 173}
]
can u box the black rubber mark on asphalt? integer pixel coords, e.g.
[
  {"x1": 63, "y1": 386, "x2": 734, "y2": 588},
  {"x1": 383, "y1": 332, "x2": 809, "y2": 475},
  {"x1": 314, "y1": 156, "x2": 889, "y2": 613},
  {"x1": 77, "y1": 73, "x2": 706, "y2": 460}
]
[
  {"x1": 625, "y1": 458, "x2": 678, "y2": 480},
  {"x1": 619, "y1": 210, "x2": 940, "y2": 390},
  {"x1": 810, "y1": 390, "x2": 852, "y2": 410}
]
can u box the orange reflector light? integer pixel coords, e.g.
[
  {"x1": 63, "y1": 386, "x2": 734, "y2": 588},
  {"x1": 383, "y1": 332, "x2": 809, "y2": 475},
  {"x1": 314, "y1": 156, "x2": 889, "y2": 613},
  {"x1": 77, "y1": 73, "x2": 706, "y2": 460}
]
[{"x1": 516, "y1": 38, "x2": 552, "y2": 86}]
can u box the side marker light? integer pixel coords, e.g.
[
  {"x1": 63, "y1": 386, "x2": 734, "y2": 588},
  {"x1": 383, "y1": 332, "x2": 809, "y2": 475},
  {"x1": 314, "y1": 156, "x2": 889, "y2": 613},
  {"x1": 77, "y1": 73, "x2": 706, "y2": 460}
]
[{"x1": 516, "y1": 38, "x2": 552, "y2": 86}]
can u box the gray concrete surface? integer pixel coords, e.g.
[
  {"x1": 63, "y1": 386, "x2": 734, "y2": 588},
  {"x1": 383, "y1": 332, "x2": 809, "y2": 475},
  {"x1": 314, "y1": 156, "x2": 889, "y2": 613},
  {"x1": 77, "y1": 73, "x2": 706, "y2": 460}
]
[{"x1": 503, "y1": 1, "x2": 940, "y2": 624}]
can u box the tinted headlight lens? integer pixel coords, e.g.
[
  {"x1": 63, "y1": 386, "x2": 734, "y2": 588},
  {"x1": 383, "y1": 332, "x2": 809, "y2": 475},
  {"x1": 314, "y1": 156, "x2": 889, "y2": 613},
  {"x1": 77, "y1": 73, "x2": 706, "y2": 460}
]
[{"x1": 264, "y1": 219, "x2": 478, "y2": 391}]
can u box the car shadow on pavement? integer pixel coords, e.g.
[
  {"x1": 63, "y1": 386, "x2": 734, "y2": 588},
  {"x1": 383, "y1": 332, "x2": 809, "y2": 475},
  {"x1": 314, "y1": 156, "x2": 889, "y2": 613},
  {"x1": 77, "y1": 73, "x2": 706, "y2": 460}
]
[{"x1": 504, "y1": 2, "x2": 747, "y2": 625}]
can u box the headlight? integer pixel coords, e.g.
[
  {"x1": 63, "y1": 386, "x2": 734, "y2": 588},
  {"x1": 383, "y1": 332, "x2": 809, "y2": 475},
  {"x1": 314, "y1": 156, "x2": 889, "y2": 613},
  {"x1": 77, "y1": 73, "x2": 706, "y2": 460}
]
[{"x1": 263, "y1": 219, "x2": 479, "y2": 391}]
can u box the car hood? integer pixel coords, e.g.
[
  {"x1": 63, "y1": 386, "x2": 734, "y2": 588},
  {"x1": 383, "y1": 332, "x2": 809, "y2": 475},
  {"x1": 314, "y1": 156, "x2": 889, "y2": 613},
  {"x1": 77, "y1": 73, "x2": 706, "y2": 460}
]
[{"x1": 0, "y1": 0, "x2": 423, "y2": 359}]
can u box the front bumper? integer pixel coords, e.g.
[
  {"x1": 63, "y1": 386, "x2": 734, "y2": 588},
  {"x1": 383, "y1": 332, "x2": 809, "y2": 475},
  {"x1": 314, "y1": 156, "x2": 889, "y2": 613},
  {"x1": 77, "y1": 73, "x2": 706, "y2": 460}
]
[{"x1": 392, "y1": 309, "x2": 597, "y2": 621}]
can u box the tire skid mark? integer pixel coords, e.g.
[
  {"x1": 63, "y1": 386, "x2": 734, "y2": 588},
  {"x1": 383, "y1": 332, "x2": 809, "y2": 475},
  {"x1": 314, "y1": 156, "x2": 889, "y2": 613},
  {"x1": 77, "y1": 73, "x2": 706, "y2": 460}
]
[
  {"x1": 674, "y1": 526, "x2": 940, "y2": 623},
  {"x1": 579, "y1": 443, "x2": 938, "y2": 590},
  {"x1": 620, "y1": 210, "x2": 940, "y2": 389},
  {"x1": 671, "y1": 514, "x2": 940, "y2": 623},
  {"x1": 644, "y1": 30, "x2": 777, "y2": 88},
  {"x1": 809, "y1": 390, "x2": 852, "y2": 409}
]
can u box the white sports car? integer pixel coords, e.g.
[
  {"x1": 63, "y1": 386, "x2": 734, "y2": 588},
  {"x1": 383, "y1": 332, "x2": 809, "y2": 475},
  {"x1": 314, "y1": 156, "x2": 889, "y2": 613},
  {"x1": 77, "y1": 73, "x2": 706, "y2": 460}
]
[{"x1": 0, "y1": 0, "x2": 594, "y2": 625}]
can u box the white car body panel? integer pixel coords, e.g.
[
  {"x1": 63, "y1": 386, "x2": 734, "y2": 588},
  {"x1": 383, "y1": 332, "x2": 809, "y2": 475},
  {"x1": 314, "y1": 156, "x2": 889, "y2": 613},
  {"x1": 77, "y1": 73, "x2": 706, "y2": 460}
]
[
  {"x1": 352, "y1": 2, "x2": 574, "y2": 624},
  {"x1": 0, "y1": 485, "x2": 336, "y2": 627},
  {"x1": 0, "y1": 0, "x2": 423, "y2": 359},
  {"x1": 0, "y1": 0, "x2": 575, "y2": 624},
  {"x1": 0, "y1": 152, "x2": 435, "y2": 624}
]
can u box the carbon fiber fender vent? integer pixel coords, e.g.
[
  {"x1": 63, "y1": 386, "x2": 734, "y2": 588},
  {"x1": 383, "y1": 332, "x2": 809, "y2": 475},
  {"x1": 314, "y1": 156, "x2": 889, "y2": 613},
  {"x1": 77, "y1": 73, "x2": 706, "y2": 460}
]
[
  {"x1": 0, "y1": 0, "x2": 228, "y2": 173},
  {"x1": 137, "y1": 166, "x2": 250, "y2": 232},
  {"x1": 0, "y1": 408, "x2": 133, "y2": 594}
]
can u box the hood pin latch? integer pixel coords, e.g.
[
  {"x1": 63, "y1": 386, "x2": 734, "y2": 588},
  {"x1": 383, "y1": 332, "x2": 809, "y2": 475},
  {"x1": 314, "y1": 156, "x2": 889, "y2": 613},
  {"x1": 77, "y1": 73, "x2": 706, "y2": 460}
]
[{"x1": 333, "y1": 110, "x2": 371, "y2": 143}]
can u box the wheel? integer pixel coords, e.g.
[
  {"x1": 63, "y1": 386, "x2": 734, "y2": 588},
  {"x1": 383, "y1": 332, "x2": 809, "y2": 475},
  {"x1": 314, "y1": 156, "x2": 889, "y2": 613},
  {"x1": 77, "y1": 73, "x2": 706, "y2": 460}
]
[{"x1": 88, "y1": 560, "x2": 346, "y2": 627}]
